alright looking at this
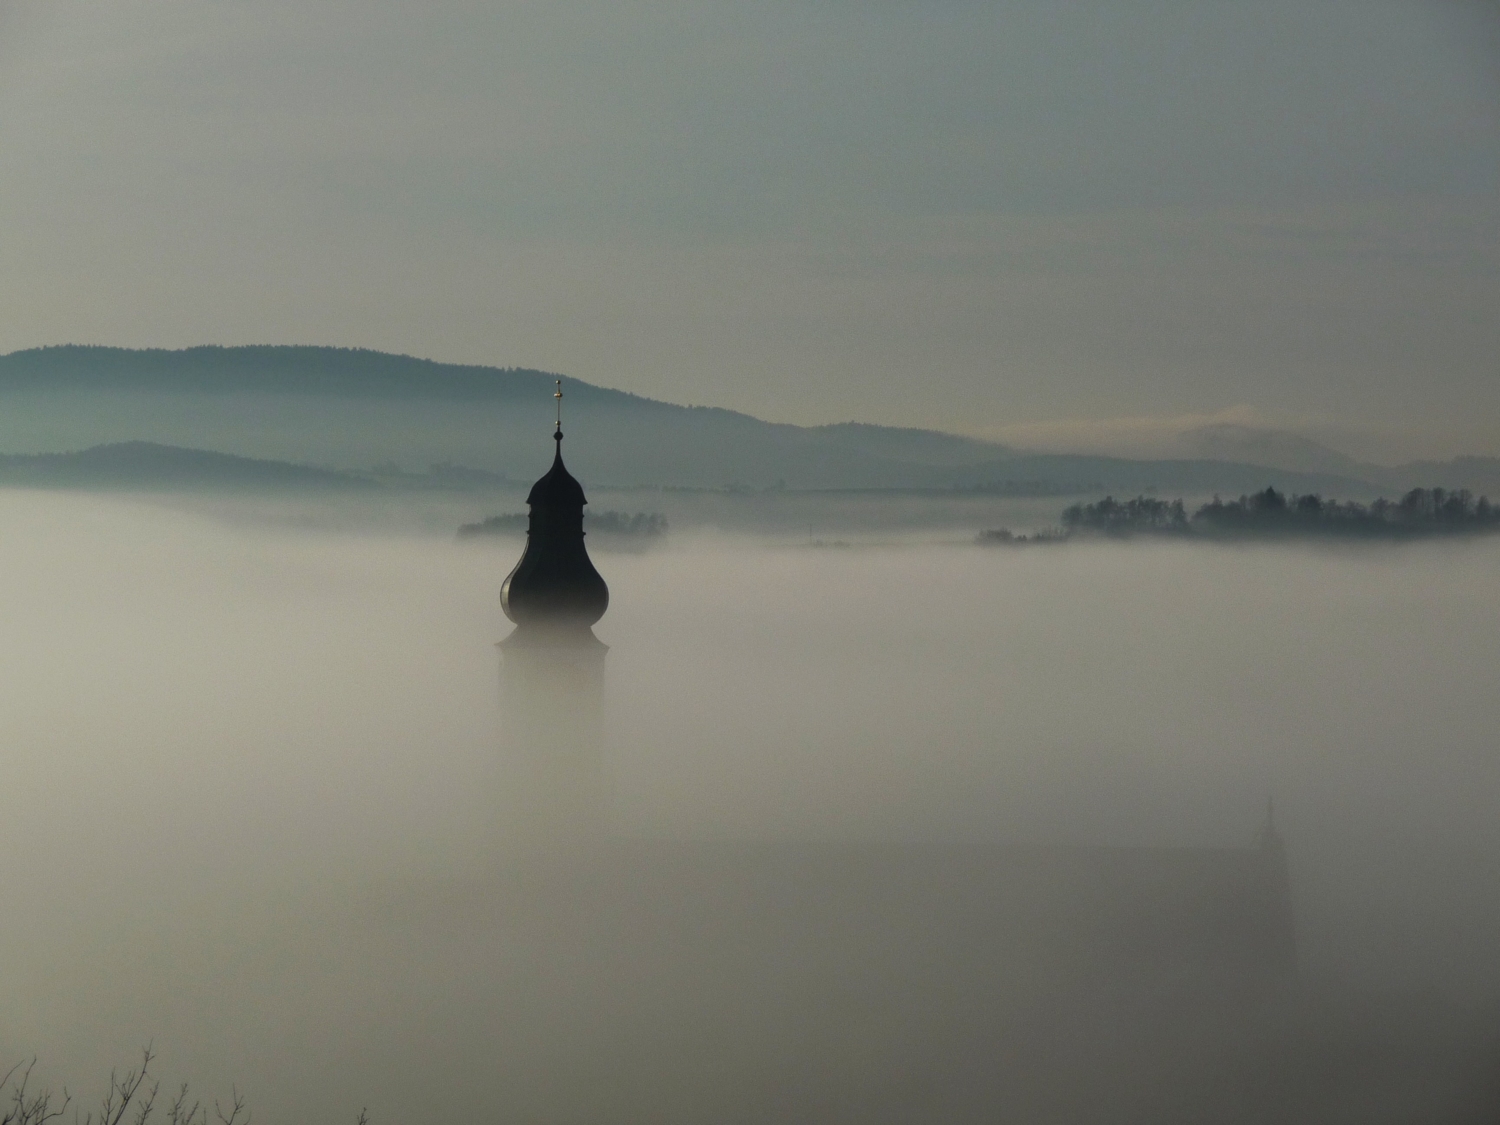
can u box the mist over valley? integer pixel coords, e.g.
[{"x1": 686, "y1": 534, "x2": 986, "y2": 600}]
[
  {"x1": 1, "y1": 479, "x2": 1496, "y2": 1121},
  {"x1": 6, "y1": 0, "x2": 1499, "y2": 1115}
]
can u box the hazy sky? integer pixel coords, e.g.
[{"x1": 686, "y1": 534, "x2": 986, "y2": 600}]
[{"x1": 1, "y1": 1, "x2": 1497, "y2": 455}]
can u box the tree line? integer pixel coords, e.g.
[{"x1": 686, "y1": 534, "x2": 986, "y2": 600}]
[
  {"x1": 1055, "y1": 487, "x2": 1500, "y2": 540},
  {"x1": 458, "y1": 510, "x2": 667, "y2": 538}
]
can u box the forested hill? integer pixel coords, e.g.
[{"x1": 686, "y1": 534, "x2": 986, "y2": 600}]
[
  {"x1": 0, "y1": 346, "x2": 1025, "y2": 490},
  {"x1": 0, "y1": 345, "x2": 1481, "y2": 496},
  {"x1": 0, "y1": 441, "x2": 369, "y2": 490},
  {"x1": 0, "y1": 345, "x2": 630, "y2": 403}
]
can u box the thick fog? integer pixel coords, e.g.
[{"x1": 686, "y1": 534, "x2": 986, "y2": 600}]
[{"x1": 1, "y1": 490, "x2": 1497, "y2": 1122}]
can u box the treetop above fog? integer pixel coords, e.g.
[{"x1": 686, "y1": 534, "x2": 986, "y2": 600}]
[{"x1": 1056, "y1": 487, "x2": 1498, "y2": 540}]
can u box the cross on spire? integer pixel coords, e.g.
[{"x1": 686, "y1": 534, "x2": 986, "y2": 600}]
[{"x1": 554, "y1": 379, "x2": 563, "y2": 440}]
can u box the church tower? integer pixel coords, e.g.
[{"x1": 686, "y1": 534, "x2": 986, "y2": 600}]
[
  {"x1": 495, "y1": 382, "x2": 610, "y2": 838},
  {"x1": 499, "y1": 379, "x2": 609, "y2": 632},
  {"x1": 1251, "y1": 797, "x2": 1298, "y2": 977}
]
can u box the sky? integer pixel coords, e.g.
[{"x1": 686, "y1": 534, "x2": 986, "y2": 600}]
[{"x1": 0, "y1": 1, "x2": 1497, "y2": 458}]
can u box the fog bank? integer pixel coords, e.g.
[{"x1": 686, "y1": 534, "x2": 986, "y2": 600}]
[{"x1": 0, "y1": 491, "x2": 1496, "y2": 1120}]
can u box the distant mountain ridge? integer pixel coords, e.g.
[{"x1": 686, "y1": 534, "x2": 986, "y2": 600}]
[
  {"x1": 0, "y1": 346, "x2": 1020, "y2": 489},
  {"x1": 0, "y1": 345, "x2": 1492, "y2": 496},
  {"x1": 0, "y1": 441, "x2": 368, "y2": 490},
  {"x1": 1173, "y1": 421, "x2": 1500, "y2": 496},
  {"x1": 1177, "y1": 423, "x2": 1370, "y2": 478},
  {"x1": 0, "y1": 345, "x2": 646, "y2": 404},
  {"x1": 0, "y1": 440, "x2": 1387, "y2": 503}
]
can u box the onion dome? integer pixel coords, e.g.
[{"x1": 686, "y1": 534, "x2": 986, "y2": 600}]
[
  {"x1": 500, "y1": 384, "x2": 609, "y2": 630},
  {"x1": 525, "y1": 441, "x2": 588, "y2": 510}
]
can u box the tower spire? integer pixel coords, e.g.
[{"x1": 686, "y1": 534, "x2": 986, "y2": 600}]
[{"x1": 499, "y1": 382, "x2": 608, "y2": 631}]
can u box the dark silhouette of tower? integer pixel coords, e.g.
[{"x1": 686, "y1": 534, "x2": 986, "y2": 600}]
[
  {"x1": 499, "y1": 388, "x2": 609, "y2": 631},
  {"x1": 495, "y1": 382, "x2": 610, "y2": 840},
  {"x1": 1253, "y1": 796, "x2": 1298, "y2": 976}
]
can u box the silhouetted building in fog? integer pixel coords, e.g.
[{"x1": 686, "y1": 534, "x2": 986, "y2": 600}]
[
  {"x1": 489, "y1": 385, "x2": 1299, "y2": 980},
  {"x1": 496, "y1": 383, "x2": 610, "y2": 834},
  {"x1": 460, "y1": 396, "x2": 1347, "y2": 1120},
  {"x1": 454, "y1": 396, "x2": 1493, "y2": 1121},
  {"x1": 499, "y1": 380, "x2": 608, "y2": 634}
]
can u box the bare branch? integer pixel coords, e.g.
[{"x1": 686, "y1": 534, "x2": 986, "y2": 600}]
[
  {"x1": 0, "y1": 1059, "x2": 25, "y2": 1106},
  {"x1": 3, "y1": 1055, "x2": 243, "y2": 1125},
  {"x1": 165, "y1": 1085, "x2": 201, "y2": 1125},
  {"x1": 130, "y1": 1081, "x2": 158, "y2": 1125},
  {"x1": 1, "y1": 1059, "x2": 72, "y2": 1125},
  {"x1": 211, "y1": 1088, "x2": 246, "y2": 1125},
  {"x1": 101, "y1": 1048, "x2": 154, "y2": 1125}
]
